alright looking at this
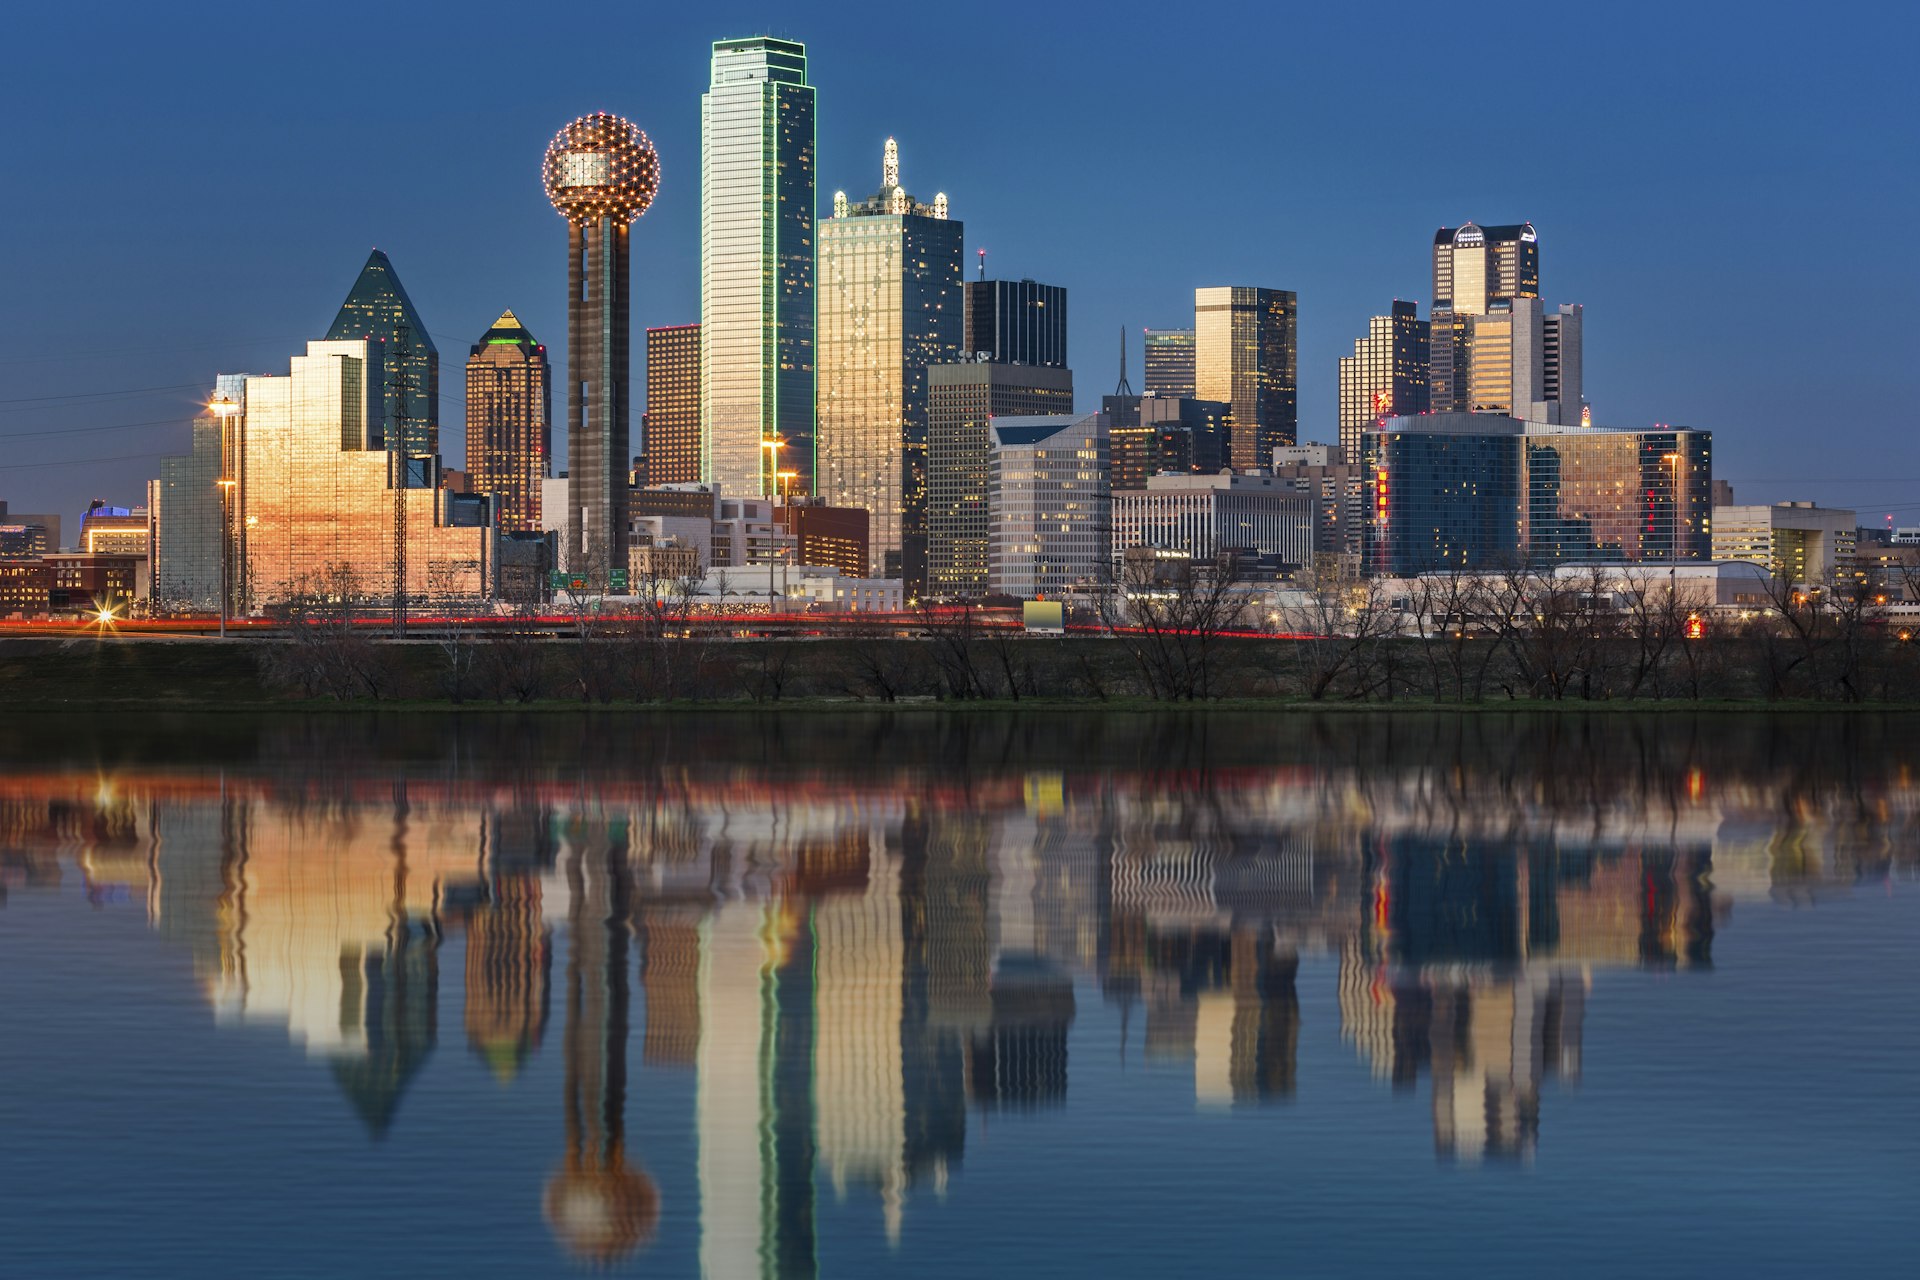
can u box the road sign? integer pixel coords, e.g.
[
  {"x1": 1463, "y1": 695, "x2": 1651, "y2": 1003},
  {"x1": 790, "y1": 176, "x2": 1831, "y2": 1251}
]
[{"x1": 609, "y1": 568, "x2": 628, "y2": 592}]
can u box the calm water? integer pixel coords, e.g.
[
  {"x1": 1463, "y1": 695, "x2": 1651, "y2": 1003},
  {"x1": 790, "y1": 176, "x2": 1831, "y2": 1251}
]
[{"x1": 0, "y1": 712, "x2": 1914, "y2": 1278}]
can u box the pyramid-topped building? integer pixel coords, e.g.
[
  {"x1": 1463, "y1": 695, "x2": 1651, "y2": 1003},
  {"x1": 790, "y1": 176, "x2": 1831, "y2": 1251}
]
[{"x1": 325, "y1": 249, "x2": 440, "y2": 459}]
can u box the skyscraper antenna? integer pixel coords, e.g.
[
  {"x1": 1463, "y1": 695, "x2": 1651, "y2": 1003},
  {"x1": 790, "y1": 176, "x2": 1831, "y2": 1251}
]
[
  {"x1": 1114, "y1": 325, "x2": 1133, "y2": 396},
  {"x1": 977, "y1": 248, "x2": 986, "y2": 281}
]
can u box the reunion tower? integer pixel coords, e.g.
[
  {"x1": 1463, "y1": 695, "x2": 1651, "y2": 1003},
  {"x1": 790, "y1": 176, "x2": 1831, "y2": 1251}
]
[{"x1": 543, "y1": 113, "x2": 659, "y2": 573}]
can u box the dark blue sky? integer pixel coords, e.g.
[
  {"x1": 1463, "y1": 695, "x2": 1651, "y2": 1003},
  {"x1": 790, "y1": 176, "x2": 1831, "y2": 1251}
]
[{"x1": 3, "y1": 0, "x2": 1915, "y2": 535}]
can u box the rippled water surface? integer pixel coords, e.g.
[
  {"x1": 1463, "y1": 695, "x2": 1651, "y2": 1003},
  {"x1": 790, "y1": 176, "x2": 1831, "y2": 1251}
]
[{"x1": 1, "y1": 711, "x2": 1915, "y2": 1278}]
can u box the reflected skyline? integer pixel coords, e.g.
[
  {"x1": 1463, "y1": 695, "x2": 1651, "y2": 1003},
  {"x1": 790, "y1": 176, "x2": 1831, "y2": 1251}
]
[{"x1": 1, "y1": 712, "x2": 1915, "y2": 1273}]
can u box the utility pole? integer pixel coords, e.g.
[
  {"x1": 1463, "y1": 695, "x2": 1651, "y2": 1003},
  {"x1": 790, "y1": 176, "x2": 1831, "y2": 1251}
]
[{"x1": 388, "y1": 330, "x2": 410, "y2": 637}]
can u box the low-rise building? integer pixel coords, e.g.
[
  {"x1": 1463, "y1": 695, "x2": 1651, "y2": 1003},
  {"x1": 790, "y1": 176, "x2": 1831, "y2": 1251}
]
[
  {"x1": 1112, "y1": 472, "x2": 1314, "y2": 576},
  {"x1": 1711, "y1": 501, "x2": 1857, "y2": 586}
]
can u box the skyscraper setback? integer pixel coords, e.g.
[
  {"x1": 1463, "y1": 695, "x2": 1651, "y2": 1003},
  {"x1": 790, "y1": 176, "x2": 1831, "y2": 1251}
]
[
  {"x1": 1195, "y1": 286, "x2": 1298, "y2": 465},
  {"x1": 325, "y1": 249, "x2": 439, "y2": 460},
  {"x1": 702, "y1": 37, "x2": 816, "y2": 498},
  {"x1": 543, "y1": 112, "x2": 660, "y2": 572},
  {"x1": 817, "y1": 137, "x2": 963, "y2": 582},
  {"x1": 1338, "y1": 301, "x2": 1429, "y2": 462},
  {"x1": 1430, "y1": 222, "x2": 1538, "y2": 414},
  {"x1": 644, "y1": 324, "x2": 701, "y2": 487},
  {"x1": 465, "y1": 311, "x2": 550, "y2": 534}
]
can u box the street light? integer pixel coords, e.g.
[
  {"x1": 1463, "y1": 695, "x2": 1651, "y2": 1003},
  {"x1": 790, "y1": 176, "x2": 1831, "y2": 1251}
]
[
  {"x1": 216, "y1": 478, "x2": 238, "y2": 638},
  {"x1": 759, "y1": 435, "x2": 786, "y2": 500}
]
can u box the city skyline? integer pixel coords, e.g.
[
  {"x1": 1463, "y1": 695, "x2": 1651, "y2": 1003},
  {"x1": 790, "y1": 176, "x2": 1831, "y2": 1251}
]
[{"x1": 4, "y1": 5, "x2": 1910, "y2": 534}]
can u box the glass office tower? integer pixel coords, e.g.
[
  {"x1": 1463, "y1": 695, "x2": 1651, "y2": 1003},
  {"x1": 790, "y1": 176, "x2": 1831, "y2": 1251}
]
[
  {"x1": 1194, "y1": 286, "x2": 1298, "y2": 466},
  {"x1": 1142, "y1": 328, "x2": 1196, "y2": 397},
  {"x1": 702, "y1": 37, "x2": 816, "y2": 498},
  {"x1": 1338, "y1": 301, "x2": 1428, "y2": 463},
  {"x1": 1363, "y1": 413, "x2": 1712, "y2": 575},
  {"x1": 1430, "y1": 222, "x2": 1539, "y2": 413},
  {"x1": 465, "y1": 310, "x2": 551, "y2": 534},
  {"x1": 962, "y1": 279, "x2": 1067, "y2": 367},
  {"x1": 325, "y1": 250, "x2": 440, "y2": 460},
  {"x1": 817, "y1": 138, "x2": 963, "y2": 582}
]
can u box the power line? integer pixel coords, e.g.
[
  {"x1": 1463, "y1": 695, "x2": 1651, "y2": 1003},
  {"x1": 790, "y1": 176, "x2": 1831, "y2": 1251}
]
[
  {"x1": 0, "y1": 382, "x2": 204, "y2": 408},
  {"x1": 0, "y1": 449, "x2": 178, "y2": 471}
]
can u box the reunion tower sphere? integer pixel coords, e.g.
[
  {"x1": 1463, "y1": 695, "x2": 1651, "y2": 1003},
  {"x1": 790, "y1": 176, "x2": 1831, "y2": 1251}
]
[{"x1": 542, "y1": 112, "x2": 660, "y2": 224}]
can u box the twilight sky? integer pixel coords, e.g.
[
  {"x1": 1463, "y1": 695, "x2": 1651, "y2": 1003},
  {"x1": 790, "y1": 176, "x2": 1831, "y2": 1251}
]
[{"x1": 2, "y1": 0, "x2": 1915, "y2": 536}]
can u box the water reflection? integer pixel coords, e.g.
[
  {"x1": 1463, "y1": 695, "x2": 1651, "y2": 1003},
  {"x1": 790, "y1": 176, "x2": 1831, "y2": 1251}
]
[{"x1": 1, "y1": 712, "x2": 1914, "y2": 1270}]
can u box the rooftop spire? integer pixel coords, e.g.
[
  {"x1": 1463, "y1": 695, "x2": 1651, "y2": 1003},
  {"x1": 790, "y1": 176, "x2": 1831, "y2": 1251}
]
[
  {"x1": 1114, "y1": 326, "x2": 1134, "y2": 397},
  {"x1": 883, "y1": 136, "x2": 899, "y2": 189}
]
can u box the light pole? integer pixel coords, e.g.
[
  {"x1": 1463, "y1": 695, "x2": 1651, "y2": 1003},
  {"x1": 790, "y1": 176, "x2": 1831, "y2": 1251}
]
[
  {"x1": 777, "y1": 469, "x2": 797, "y2": 615},
  {"x1": 210, "y1": 394, "x2": 241, "y2": 638},
  {"x1": 1662, "y1": 452, "x2": 1683, "y2": 564}
]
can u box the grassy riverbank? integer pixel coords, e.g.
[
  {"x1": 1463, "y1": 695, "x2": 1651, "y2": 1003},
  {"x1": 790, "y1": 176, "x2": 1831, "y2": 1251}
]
[{"x1": 4, "y1": 634, "x2": 1916, "y2": 712}]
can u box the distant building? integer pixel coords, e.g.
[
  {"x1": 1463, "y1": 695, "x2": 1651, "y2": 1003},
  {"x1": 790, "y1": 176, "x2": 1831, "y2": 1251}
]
[
  {"x1": 1142, "y1": 328, "x2": 1196, "y2": 397},
  {"x1": 1104, "y1": 394, "x2": 1230, "y2": 490},
  {"x1": 987, "y1": 412, "x2": 1110, "y2": 599},
  {"x1": 644, "y1": 323, "x2": 701, "y2": 485},
  {"x1": 1363, "y1": 412, "x2": 1712, "y2": 575},
  {"x1": 325, "y1": 249, "x2": 440, "y2": 458},
  {"x1": 777, "y1": 498, "x2": 871, "y2": 579},
  {"x1": 1270, "y1": 445, "x2": 1371, "y2": 559},
  {"x1": 926, "y1": 362, "x2": 1074, "y2": 598},
  {"x1": 1712, "y1": 502, "x2": 1858, "y2": 586},
  {"x1": 963, "y1": 279, "x2": 1068, "y2": 367},
  {"x1": 1430, "y1": 222, "x2": 1540, "y2": 414},
  {"x1": 1112, "y1": 473, "x2": 1313, "y2": 572},
  {"x1": 817, "y1": 138, "x2": 963, "y2": 583},
  {"x1": 1195, "y1": 286, "x2": 1298, "y2": 464},
  {"x1": 465, "y1": 310, "x2": 551, "y2": 534},
  {"x1": 0, "y1": 502, "x2": 61, "y2": 556},
  {"x1": 0, "y1": 553, "x2": 141, "y2": 615},
  {"x1": 1338, "y1": 302, "x2": 1429, "y2": 463},
  {"x1": 702, "y1": 37, "x2": 816, "y2": 498}
]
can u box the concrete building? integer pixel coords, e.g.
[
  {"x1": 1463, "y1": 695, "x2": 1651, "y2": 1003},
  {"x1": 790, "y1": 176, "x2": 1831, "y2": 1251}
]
[
  {"x1": 1112, "y1": 473, "x2": 1314, "y2": 573},
  {"x1": 926, "y1": 361, "x2": 1074, "y2": 598},
  {"x1": 988, "y1": 412, "x2": 1110, "y2": 599},
  {"x1": 643, "y1": 323, "x2": 701, "y2": 486},
  {"x1": 1712, "y1": 501, "x2": 1858, "y2": 586},
  {"x1": 817, "y1": 137, "x2": 963, "y2": 582},
  {"x1": 0, "y1": 503, "x2": 60, "y2": 556},
  {"x1": 1270, "y1": 444, "x2": 1371, "y2": 560}
]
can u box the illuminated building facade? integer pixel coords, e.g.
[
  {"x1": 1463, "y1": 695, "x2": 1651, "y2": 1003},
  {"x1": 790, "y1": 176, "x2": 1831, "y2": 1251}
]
[
  {"x1": 465, "y1": 310, "x2": 551, "y2": 534},
  {"x1": 1338, "y1": 301, "x2": 1429, "y2": 463},
  {"x1": 231, "y1": 339, "x2": 491, "y2": 604},
  {"x1": 544, "y1": 113, "x2": 659, "y2": 574},
  {"x1": 644, "y1": 323, "x2": 701, "y2": 485},
  {"x1": 1362, "y1": 413, "x2": 1712, "y2": 575},
  {"x1": 1142, "y1": 328, "x2": 1196, "y2": 397},
  {"x1": 702, "y1": 37, "x2": 816, "y2": 498},
  {"x1": 818, "y1": 137, "x2": 963, "y2": 582},
  {"x1": 1111, "y1": 473, "x2": 1314, "y2": 570},
  {"x1": 1430, "y1": 222, "x2": 1539, "y2": 413},
  {"x1": 963, "y1": 279, "x2": 1067, "y2": 367},
  {"x1": 777, "y1": 499, "x2": 871, "y2": 579},
  {"x1": 0, "y1": 504, "x2": 60, "y2": 556},
  {"x1": 926, "y1": 362, "x2": 1074, "y2": 598},
  {"x1": 1269, "y1": 445, "x2": 1371, "y2": 559},
  {"x1": 79, "y1": 501, "x2": 149, "y2": 556},
  {"x1": 1711, "y1": 501, "x2": 1858, "y2": 586},
  {"x1": 1195, "y1": 285, "x2": 1298, "y2": 465},
  {"x1": 325, "y1": 249, "x2": 440, "y2": 459},
  {"x1": 986, "y1": 412, "x2": 1110, "y2": 599},
  {"x1": 1103, "y1": 394, "x2": 1230, "y2": 490}
]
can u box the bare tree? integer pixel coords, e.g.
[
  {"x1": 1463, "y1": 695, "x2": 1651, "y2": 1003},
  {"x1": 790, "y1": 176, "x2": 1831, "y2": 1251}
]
[
  {"x1": 919, "y1": 601, "x2": 989, "y2": 700},
  {"x1": 1276, "y1": 566, "x2": 1398, "y2": 701},
  {"x1": 1107, "y1": 555, "x2": 1253, "y2": 701}
]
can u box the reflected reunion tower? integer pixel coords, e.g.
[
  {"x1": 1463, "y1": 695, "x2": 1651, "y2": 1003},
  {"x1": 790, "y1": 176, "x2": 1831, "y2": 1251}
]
[{"x1": 543, "y1": 113, "x2": 659, "y2": 573}]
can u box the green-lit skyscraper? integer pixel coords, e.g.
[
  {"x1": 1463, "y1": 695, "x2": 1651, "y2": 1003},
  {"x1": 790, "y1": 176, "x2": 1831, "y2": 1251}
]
[
  {"x1": 702, "y1": 36, "x2": 817, "y2": 498},
  {"x1": 325, "y1": 249, "x2": 439, "y2": 459}
]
